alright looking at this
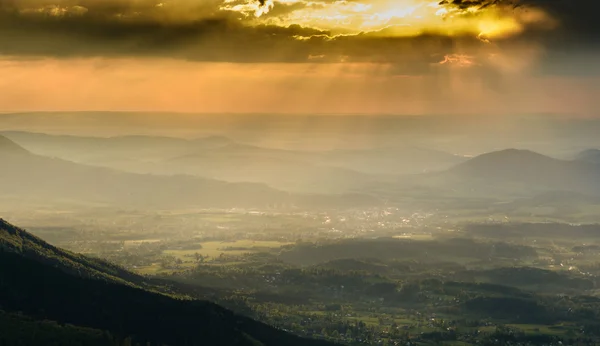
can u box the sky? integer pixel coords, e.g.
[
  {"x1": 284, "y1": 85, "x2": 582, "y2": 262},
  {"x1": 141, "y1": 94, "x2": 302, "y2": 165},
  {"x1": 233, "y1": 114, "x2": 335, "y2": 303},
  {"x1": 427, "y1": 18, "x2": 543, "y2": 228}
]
[{"x1": 0, "y1": 0, "x2": 598, "y2": 115}]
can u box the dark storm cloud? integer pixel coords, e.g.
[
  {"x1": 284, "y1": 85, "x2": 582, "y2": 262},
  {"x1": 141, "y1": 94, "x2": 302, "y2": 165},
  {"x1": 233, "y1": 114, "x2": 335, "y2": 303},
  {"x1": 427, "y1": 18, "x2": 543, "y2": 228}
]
[
  {"x1": 440, "y1": 0, "x2": 599, "y2": 43},
  {"x1": 440, "y1": 0, "x2": 600, "y2": 75},
  {"x1": 0, "y1": 0, "x2": 597, "y2": 76},
  {"x1": 0, "y1": 0, "x2": 308, "y2": 61},
  {"x1": 492, "y1": 0, "x2": 600, "y2": 74},
  {"x1": 534, "y1": 0, "x2": 599, "y2": 48},
  {"x1": 0, "y1": 0, "x2": 485, "y2": 67}
]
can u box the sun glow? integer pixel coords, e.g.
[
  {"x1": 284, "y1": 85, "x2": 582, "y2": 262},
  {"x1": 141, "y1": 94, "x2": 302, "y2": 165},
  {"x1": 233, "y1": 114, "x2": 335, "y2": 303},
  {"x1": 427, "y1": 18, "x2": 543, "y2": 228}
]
[{"x1": 245, "y1": 0, "x2": 553, "y2": 39}]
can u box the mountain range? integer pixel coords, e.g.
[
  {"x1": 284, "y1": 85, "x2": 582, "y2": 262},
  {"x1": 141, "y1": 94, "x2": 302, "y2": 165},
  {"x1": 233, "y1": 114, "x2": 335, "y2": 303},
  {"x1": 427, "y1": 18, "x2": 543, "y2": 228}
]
[
  {"x1": 443, "y1": 149, "x2": 600, "y2": 195},
  {"x1": 0, "y1": 135, "x2": 290, "y2": 208},
  {"x1": 3, "y1": 131, "x2": 600, "y2": 209},
  {"x1": 0, "y1": 135, "x2": 384, "y2": 209},
  {"x1": 575, "y1": 149, "x2": 600, "y2": 164},
  {"x1": 1, "y1": 131, "x2": 465, "y2": 193},
  {"x1": 360, "y1": 148, "x2": 600, "y2": 204}
]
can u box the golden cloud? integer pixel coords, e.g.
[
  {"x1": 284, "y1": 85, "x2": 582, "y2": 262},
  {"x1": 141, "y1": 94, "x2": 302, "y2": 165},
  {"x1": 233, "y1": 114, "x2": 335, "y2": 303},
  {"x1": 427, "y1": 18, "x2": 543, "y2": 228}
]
[{"x1": 0, "y1": 0, "x2": 596, "y2": 76}]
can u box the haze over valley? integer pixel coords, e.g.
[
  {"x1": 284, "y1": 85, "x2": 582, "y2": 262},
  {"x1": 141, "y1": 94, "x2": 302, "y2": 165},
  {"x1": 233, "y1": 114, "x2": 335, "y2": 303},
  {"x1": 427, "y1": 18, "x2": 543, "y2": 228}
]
[
  {"x1": 1, "y1": 0, "x2": 600, "y2": 344},
  {"x1": 2, "y1": 112, "x2": 600, "y2": 344}
]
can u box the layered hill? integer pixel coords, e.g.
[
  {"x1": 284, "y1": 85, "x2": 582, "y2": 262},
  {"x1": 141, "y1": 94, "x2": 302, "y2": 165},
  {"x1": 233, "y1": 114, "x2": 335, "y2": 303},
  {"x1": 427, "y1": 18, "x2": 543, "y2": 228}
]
[
  {"x1": 0, "y1": 219, "x2": 335, "y2": 346},
  {"x1": 363, "y1": 149, "x2": 600, "y2": 206},
  {"x1": 1, "y1": 131, "x2": 464, "y2": 193},
  {"x1": 0, "y1": 135, "x2": 290, "y2": 208},
  {"x1": 438, "y1": 149, "x2": 600, "y2": 196},
  {"x1": 575, "y1": 149, "x2": 600, "y2": 164},
  {"x1": 0, "y1": 134, "x2": 30, "y2": 155}
]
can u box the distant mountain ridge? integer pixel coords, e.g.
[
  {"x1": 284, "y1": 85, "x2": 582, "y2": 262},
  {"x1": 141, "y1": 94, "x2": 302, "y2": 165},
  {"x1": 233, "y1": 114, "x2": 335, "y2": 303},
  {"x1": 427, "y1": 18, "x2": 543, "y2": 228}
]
[
  {"x1": 575, "y1": 149, "x2": 600, "y2": 164},
  {"x1": 8, "y1": 130, "x2": 600, "y2": 205},
  {"x1": 0, "y1": 134, "x2": 30, "y2": 155},
  {"x1": 443, "y1": 148, "x2": 600, "y2": 195},
  {"x1": 1, "y1": 131, "x2": 465, "y2": 193},
  {"x1": 450, "y1": 149, "x2": 565, "y2": 178},
  {"x1": 0, "y1": 134, "x2": 290, "y2": 208},
  {"x1": 370, "y1": 148, "x2": 600, "y2": 202},
  {"x1": 0, "y1": 135, "x2": 381, "y2": 209}
]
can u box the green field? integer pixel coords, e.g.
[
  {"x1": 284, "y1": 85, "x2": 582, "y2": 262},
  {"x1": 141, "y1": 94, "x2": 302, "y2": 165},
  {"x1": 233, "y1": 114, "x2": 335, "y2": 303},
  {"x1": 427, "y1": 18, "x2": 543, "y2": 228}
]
[{"x1": 164, "y1": 240, "x2": 291, "y2": 259}]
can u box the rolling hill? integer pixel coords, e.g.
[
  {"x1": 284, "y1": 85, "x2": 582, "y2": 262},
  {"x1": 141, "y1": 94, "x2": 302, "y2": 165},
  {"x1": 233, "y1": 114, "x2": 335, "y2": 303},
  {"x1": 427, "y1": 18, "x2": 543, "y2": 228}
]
[
  {"x1": 575, "y1": 149, "x2": 600, "y2": 164},
  {"x1": 0, "y1": 135, "x2": 382, "y2": 209},
  {"x1": 362, "y1": 149, "x2": 600, "y2": 205},
  {"x1": 1, "y1": 132, "x2": 388, "y2": 193},
  {"x1": 0, "y1": 134, "x2": 30, "y2": 155},
  {"x1": 450, "y1": 149, "x2": 570, "y2": 179},
  {"x1": 163, "y1": 143, "x2": 384, "y2": 193},
  {"x1": 1, "y1": 131, "x2": 464, "y2": 193},
  {"x1": 315, "y1": 146, "x2": 466, "y2": 175},
  {"x1": 0, "y1": 135, "x2": 290, "y2": 208},
  {"x1": 0, "y1": 219, "x2": 335, "y2": 346},
  {"x1": 0, "y1": 131, "x2": 230, "y2": 162},
  {"x1": 438, "y1": 149, "x2": 600, "y2": 196}
]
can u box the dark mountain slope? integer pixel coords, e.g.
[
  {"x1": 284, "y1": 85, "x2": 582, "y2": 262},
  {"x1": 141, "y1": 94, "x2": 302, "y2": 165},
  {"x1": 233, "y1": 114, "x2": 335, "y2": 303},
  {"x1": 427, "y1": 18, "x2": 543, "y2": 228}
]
[
  {"x1": 0, "y1": 310, "x2": 116, "y2": 346},
  {"x1": 0, "y1": 219, "x2": 335, "y2": 346},
  {"x1": 0, "y1": 219, "x2": 140, "y2": 285}
]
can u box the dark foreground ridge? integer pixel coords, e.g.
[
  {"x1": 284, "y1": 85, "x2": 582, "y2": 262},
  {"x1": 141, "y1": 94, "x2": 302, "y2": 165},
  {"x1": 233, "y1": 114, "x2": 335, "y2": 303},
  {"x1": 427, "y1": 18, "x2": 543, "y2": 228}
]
[{"x1": 0, "y1": 218, "x2": 336, "y2": 346}]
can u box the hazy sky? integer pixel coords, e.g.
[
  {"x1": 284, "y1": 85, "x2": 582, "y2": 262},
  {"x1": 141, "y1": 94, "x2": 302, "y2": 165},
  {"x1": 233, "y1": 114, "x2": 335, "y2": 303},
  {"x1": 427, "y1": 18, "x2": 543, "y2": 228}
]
[{"x1": 0, "y1": 0, "x2": 598, "y2": 115}]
